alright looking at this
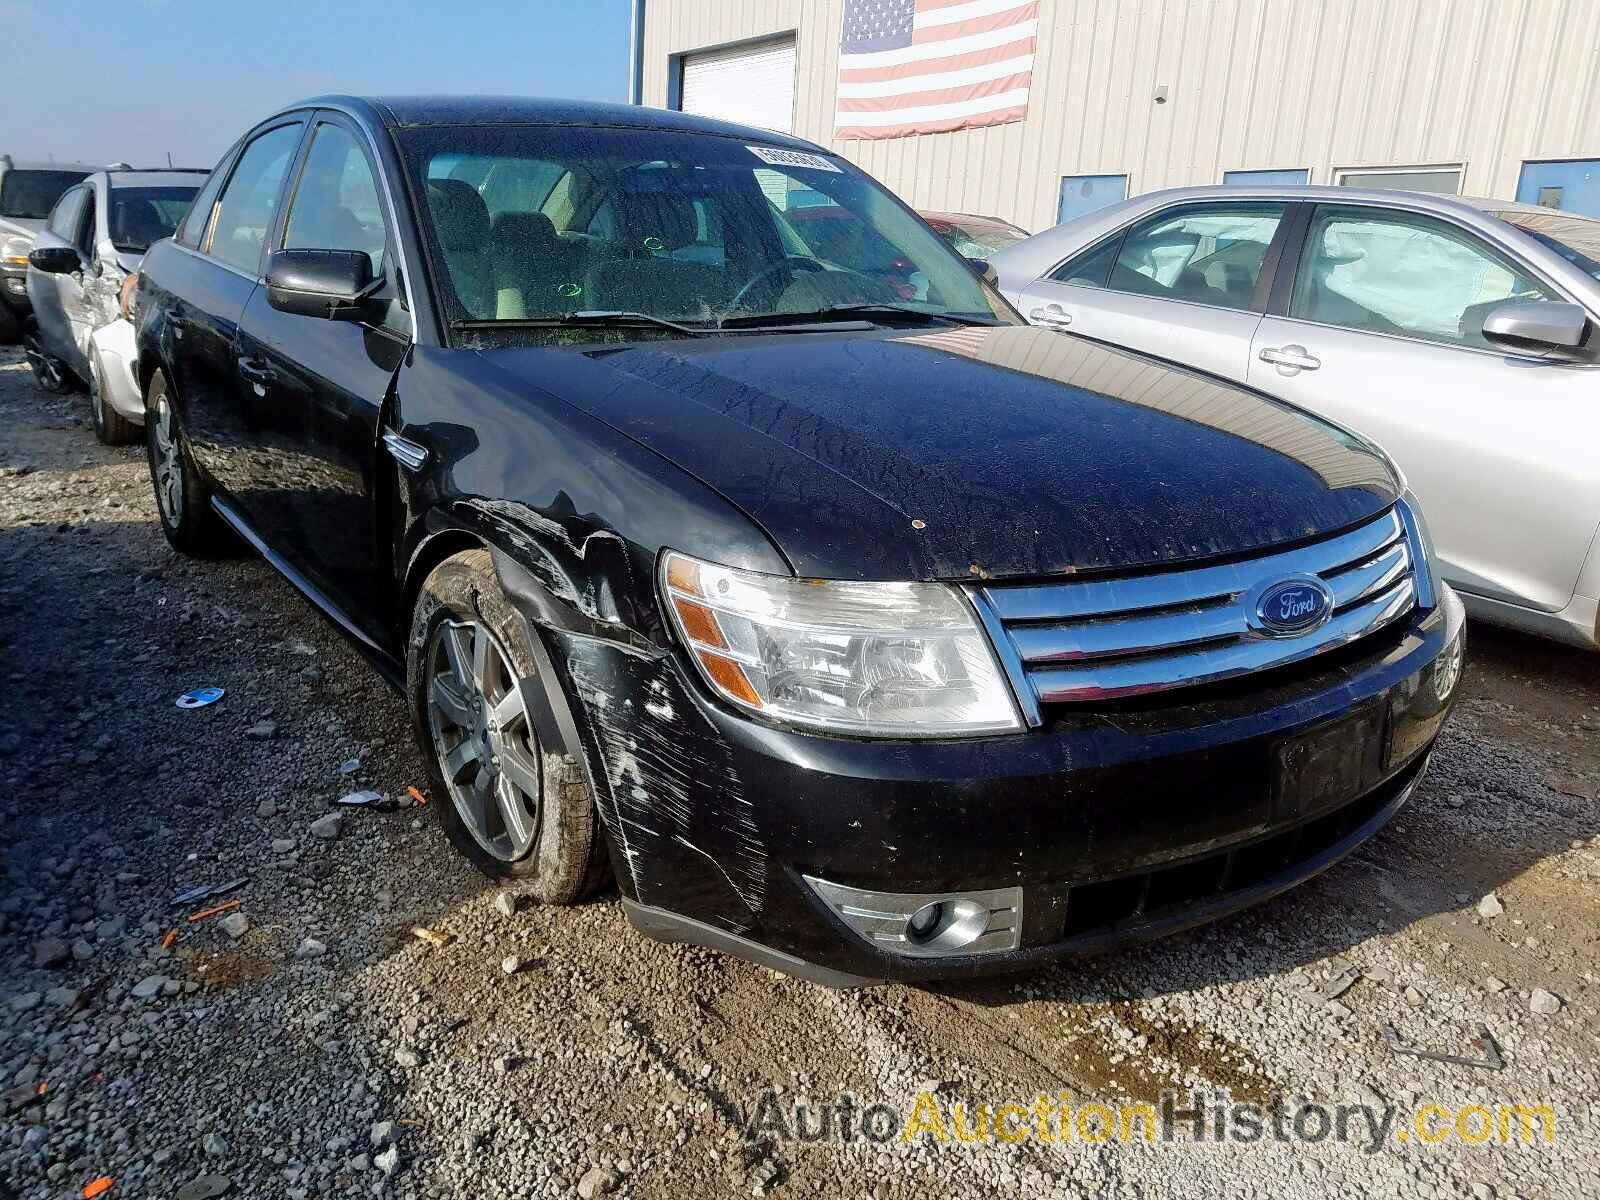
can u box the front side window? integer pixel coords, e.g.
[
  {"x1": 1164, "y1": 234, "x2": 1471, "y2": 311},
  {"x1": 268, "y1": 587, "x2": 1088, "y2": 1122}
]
[
  {"x1": 47, "y1": 186, "x2": 89, "y2": 240},
  {"x1": 283, "y1": 123, "x2": 388, "y2": 273},
  {"x1": 108, "y1": 186, "x2": 202, "y2": 252},
  {"x1": 178, "y1": 156, "x2": 231, "y2": 249},
  {"x1": 207, "y1": 123, "x2": 303, "y2": 274},
  {"x1": 398, "y1": 125, "x2": 1008, "y2": 331},
  {"x1": 1105, "y1": 204, "x2": 1285, "y2": 310},
  {"x1": 1, "y1": 169, "x2": 89, "y2": 220},
  {"x1": 1291, "y1": 206, "x2": 1556, "y2": 349}
]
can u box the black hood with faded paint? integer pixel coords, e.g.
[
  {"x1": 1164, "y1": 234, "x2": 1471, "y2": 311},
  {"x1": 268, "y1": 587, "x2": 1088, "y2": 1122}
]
[{"x1": 479, "y1": 325, "x2": 1399, "y2": 582}]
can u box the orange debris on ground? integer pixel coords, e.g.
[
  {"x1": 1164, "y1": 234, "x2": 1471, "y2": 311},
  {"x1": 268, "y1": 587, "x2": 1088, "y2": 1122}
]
[{"x1": 187, "y1": 899, "x2": 241, "y2": 923}]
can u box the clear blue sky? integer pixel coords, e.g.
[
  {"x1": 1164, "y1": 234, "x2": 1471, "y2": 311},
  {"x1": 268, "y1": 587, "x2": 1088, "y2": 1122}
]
[{"x1": 2, "y1": 0, "x2": 633, "y2": 167}]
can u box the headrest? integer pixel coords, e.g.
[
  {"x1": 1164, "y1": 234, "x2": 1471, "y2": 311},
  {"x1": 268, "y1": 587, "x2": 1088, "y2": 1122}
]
[
  {"x1": 489, "y1": 210, "x2": 559, "y2": 258},
  {"x1": 426, "y1": 178, "x2": 490, "y2": 252},
  {"x1": 615, "y1": 191, "x2": 698, "y2": 251}
]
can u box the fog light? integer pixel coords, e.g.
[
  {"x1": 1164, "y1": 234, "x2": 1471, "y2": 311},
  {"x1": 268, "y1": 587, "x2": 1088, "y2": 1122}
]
[
  {"x1": 906, "y1": 902, "x2": 943, "y2": 941},
  {"x1": 804, "y1": 877, "x2": 1022, "y2": 958}
]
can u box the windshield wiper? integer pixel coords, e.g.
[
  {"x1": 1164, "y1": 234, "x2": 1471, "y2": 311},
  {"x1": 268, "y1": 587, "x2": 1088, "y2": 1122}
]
[
  {"x1": 719, "y1": 304, "x2": 992, "y2": 330},
  {"x1": 452, "y1": 310, "x2": 710, "y2": 337}
]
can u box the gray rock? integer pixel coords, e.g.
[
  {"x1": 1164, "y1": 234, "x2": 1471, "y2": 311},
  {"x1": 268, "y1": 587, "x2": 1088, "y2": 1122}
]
[
  {"x1": 1529, "y1": 988, "x2": 1563, "y2": 1015},
  {"x1": 245, "y1": 719, "x2": 277, "y2": 739},
  {"x1": 375, "y1": 1144, "x2": 400, "y2": 1176},
  {"x1": 1484, "y1": 975, "x2": 1507, "y2": 993},
  {"x1": 1476, "y1": 892, "x2": 1504, "y2": 919},
  {"x1": 33, "y1": 937, "x2": 68, "y2": 968},
  {"x1": 271, "y1": 838, "x2": 296, "y2": 854},
  {"x1": 219, "y1": 912, "x2": 250, "y2": 940},
  {"x1": 9, "y1": 992, "x2": 41, "y2": 1013},
  {"x1": 174, "y1": 1174, "x2": 233, "y2": 1200},
  {"x1": 394, "y1": 1047, "x2": 422, "y2": 1069},
  {"x1": 370, "y1": 1120, "x2": 397, "y2": 1148},
  {"x1": 131, "y1": 975, "x2": 168, "y2": 1000},
  {"x1": 71, "y1": 939, "x2": 94, "y2": 961},
  {"x1": 501, "y1": 954, "x2": 523, "y2": 976},
  {"x1": 578, "y1": 1164, "x2": 619, "y2": 1198},
  {"x1": 495, "y1": 891, "x2": 518, "y2": 918},
  {"x1": 96, "y1": 915, "x2": 127, "y2": 941},
  {"x1": 348, "y1": 1153, "x2": 370, "y2": 1172},
  {"x1": 203, "y1": 1131, "x2": 229, "y2": 1156},
  {"x1": 309, "y1": 813, "x2": 342, "y2": 841},
  {"x1": 295, "y1": 937, "x2": 327, "y2": 959},
  {"x1": 256, "y1": 799, "x2": 278, "y2": 819},
  {"x1": 44, "y1": 986, "x2": 79, "y2": 1007}
]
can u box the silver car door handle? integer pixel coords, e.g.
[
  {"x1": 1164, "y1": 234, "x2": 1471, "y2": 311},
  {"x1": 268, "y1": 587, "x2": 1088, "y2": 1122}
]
[
  {"x1": 1258, "y1": 344, "x2": 1321, "y2": 371},
  {"x1": 1028, "y1": 303, "x2": 1073, "y2": 330}
]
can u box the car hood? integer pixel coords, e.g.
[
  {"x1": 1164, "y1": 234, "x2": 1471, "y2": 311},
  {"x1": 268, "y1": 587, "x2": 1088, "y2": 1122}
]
[
  {"x1": 480, "y1": 325, "x2": 1398, "y2": 581},
  {"x1": 0, "y1": 216, "x2": 45, "y2": 242}
]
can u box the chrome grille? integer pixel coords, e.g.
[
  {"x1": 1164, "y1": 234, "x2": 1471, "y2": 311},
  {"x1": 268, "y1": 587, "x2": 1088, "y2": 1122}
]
[{"x1": 976, "y1": 508, "x2": 1420, "y2": 709}]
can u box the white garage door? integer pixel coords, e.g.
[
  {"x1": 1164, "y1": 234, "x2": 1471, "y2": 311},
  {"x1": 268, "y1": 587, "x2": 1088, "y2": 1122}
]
[{"x1": 679, "y1": 38, "x2": 796, "y2": 135}]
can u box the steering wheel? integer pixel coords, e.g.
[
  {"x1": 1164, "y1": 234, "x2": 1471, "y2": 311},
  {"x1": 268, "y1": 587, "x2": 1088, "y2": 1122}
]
[{"x1": 728, "y1": 256, "x2": 825, "y2": 311}]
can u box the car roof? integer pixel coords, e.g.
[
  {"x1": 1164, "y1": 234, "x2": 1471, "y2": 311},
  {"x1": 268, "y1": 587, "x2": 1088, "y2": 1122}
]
[
  {"x1": 101, "y1": 170, "x2": 210, "y2": 188},
  {"x1": 278, "y1": 94, "x2": 825, "y2": 153},
  {"x1": 1084, "y1": 182, "x2": 1565, "y2": 221},
  {"x1": 0, "y1": 159, "x2": 98, "y2": 173}
]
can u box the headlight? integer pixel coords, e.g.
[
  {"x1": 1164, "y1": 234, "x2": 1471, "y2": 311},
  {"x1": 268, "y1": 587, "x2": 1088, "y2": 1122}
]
[
  {"x1": 1, "y1": 234, "x2": 30, "y2": 267},
  {"x1": 1396, "y1": 490, "x2": 1438, "y2": 610},
  {"x1": 659, "y1": 551, "x2": 1021, "y2": 736},
  {"x1": 119, "y1": 271, "x2": 140, "y2": 321}
]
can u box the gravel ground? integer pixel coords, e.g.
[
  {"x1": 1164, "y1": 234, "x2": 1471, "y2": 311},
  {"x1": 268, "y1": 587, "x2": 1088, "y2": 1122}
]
[{"x1": 1, "y1": 343, "x2": 1596, "y2": 1200}]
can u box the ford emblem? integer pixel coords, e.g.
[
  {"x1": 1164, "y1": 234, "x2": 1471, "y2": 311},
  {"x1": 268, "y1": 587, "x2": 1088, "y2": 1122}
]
[{"x1": 1249, "y1": 575, "x2": 1333, "y2": 638}]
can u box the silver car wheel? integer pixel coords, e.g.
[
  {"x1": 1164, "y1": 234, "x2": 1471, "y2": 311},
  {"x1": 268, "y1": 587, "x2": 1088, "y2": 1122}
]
[
  {"x1": 152, "y1": 393, "x2": 183, "y2": 524},
  {"x1": 425, "y1": 619, "x2": 541, "y2": 863},
  {"x1": 89, "y1": 357, "x2": 105, "y2": 427}
]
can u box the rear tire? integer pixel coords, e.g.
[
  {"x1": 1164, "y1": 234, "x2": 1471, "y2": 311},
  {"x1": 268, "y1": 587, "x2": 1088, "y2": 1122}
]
[
  {"x1": 144, "y1": 370, "x2": 231, "y2": 556},
  {"x1": 407, "y1": 549, "x2": 611, "y2": 900},
  {"x1": 89, "y1": 349, "x2": 137, "y2": 445}
]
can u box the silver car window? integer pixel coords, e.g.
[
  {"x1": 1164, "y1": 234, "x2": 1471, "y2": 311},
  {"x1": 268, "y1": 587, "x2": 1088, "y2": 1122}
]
[{"x1": 1292, "y1": 206, "x2": 1556, "y2": 350}]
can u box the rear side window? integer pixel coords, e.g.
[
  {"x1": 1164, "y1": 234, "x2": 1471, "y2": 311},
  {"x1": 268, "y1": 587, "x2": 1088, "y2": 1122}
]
[
  {"x1": 207, "y1": 124, "x2": 303, "y2": 274},
  {"x1": 177, "y1": 158, "x2": 231, "y2": 249},
  {"x1": 1291, "y1": 206, "x2": 1556, "y2": 350},
  {"x1": 1106, "y1": 204, "x2": 1285, "y2": 310}
]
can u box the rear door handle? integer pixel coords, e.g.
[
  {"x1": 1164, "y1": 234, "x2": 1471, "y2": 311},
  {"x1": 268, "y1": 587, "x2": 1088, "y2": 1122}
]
[
  {"x1": 1258, "y1": 344, "x2": 1321, "y2": 372},
  {"x1": 1028, "y1": 302, "x2": 1073, "y2": 330}
]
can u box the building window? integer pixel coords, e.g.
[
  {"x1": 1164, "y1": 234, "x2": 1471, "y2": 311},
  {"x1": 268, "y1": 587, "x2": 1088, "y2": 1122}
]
[
  {"x1": 1222, "y1": 168, "x2": 1309, "y2": 187},
  {"x1": 1334, "y1": 166, "x2": 1462, "y2": 195},
  {"x1": 1516, "y1": 159, "x2": 1600, "y2": 218},
  {"x1": 1057, "y1": 174, "x2": 1127, "y2": 224}
]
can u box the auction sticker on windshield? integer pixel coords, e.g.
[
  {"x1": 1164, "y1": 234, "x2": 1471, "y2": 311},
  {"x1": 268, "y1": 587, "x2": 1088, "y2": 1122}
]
[{"x1": 747, "y1": 146, "x2": 843, "y2": 172}]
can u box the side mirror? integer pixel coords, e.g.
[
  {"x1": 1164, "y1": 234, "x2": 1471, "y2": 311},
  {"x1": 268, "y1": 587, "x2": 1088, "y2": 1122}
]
[
  {"x1": 1481, "y1": 300, "x2": 1591, "y2": 360},
  {"x1": 265, "y1": 249, "x2": 375, "y2": 320},
  {"x1": 965, "y1": 257, "x2": 999, "y2": 285},
  {"x1": 28, "y1": 245, "x2": 82, "y2": 275}
]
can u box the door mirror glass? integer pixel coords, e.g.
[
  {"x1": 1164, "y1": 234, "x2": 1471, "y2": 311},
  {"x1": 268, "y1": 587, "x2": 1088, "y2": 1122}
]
[
  {"x1": 265, "y1": 248, "x2": 375, "y2": 320},
  {"x1": 28, "y1": 244, "x2": 81, "y2": 274},
  {"x1": 1480, "y1": 300, "x2": 1590, "y2": 358}
]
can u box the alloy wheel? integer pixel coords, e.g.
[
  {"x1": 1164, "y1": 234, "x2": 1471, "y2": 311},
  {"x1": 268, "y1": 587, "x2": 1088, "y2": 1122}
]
[
  {"x1": 425, "y1": 619, "x2": 542, "y2": 862},
  {"x1": 152, "y1": 393, "x2": 183, "y2": 524}
]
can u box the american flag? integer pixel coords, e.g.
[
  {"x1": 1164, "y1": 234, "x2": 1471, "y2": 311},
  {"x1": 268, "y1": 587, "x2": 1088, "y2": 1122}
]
[{"x1": 834, "y1": 0, "x2": 1039, "y2": 140}]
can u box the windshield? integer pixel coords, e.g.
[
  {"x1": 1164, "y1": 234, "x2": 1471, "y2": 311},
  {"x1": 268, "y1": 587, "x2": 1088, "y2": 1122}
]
[
  {"x1": 1495, "y1": 210, "x2": 1600, "y2": 282},
  {"x1": 928, "y1": 219, "x2": 1027, "y2": 260},
  {"x1": 397, "y1": 125, "x2": 1011, "y2": 335},
  {"x1": 0, "y1": 169, "x2": 90, "y2": 219},
  {"x1": 108, "y1": 185, "x2": 202, "y2": 251}
]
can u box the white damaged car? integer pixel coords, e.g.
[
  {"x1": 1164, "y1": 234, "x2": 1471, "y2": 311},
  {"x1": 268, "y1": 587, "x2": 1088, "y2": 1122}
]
[{"x1": 25, "y1": 167, "x2": 206, "y2": 443}]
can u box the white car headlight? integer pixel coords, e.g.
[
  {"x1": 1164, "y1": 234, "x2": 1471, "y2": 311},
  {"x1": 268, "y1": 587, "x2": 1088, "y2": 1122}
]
[
  {"x1": 1, "y1": 233, "x2": 31, "y2": 267},
  {"x1": 660, "y1": 551, "x2": 1021, "y2": 737}
]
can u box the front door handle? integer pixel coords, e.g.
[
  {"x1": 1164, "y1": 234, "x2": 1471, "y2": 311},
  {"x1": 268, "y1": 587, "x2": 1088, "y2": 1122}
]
[
  {"x1": 1028, "y1": 302, "x2": 1073, "y2": 331},
  {"x1": 1258, "y1": 344, "x2": 1321, "y2": 372},
  {"x1": 237, "y1": 357, "x2": 277, "y2": 395}
]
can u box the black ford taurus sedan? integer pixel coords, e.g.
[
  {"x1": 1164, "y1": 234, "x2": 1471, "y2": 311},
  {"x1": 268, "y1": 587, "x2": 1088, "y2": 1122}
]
[{"x1": 133, "y1": 96, "x2": 1463, "y2": 986}]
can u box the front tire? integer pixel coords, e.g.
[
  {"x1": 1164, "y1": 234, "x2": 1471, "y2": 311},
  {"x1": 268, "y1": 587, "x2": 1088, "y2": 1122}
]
[
  {"x1": 89, "y1": 349, "x2": 137, "y2": 445},
  {"x1": 26, "y1": 336, "x2": 74, "y2": 394},
  {"x1": 144, "y1": 370, "x2": 230, "y2": 555},
  {"x1": 407, "y1": 549, "x2": 610, "y2": 899}
]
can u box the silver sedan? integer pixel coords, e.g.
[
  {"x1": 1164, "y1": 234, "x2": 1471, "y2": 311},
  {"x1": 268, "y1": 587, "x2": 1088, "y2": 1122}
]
[{"x1": 991, "y1": 185, "x2": 1600, "y2": 650}]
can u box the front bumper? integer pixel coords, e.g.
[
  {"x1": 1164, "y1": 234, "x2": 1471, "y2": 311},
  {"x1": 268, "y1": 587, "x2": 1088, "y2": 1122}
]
[
  {"x1": 545, "y1": 583, "x2": 1464, "y2": 986},
  {"x1": 90, "y1": 318, "x2": 145, "y2": 422}
]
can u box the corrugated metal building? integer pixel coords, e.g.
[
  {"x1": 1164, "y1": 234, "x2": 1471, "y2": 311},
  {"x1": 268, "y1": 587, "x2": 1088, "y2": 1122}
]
[{"x1": 632, "y1": 0, "x2": 1600, "y2": 232}]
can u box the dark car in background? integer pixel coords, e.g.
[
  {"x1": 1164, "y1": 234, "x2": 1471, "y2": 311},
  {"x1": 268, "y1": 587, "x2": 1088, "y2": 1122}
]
[
  {"x1": 0, "y1": 155, "x2": 94, "y2": 342},
  {"x1": 26, "y1": 167, "x2": 207, "y2": 442},
  {"x1": 133, "y1": 95, "x2": 1463, "y2": 986},
  {"x1": 920, "y1": 210, "x2": 1030, "y2": 261}
]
